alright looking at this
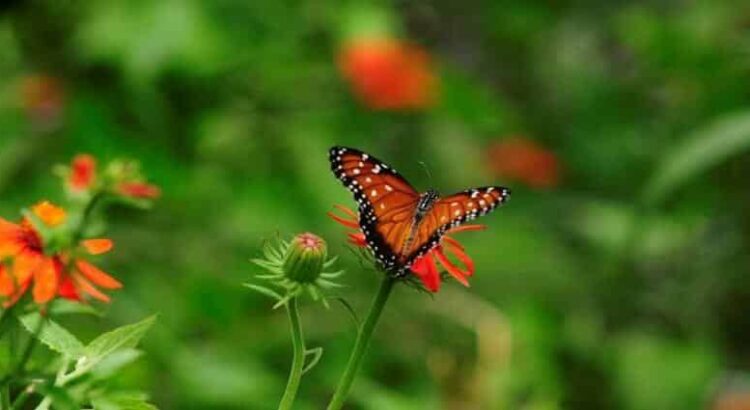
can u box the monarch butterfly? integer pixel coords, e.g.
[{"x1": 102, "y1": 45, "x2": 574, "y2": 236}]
[{"x1": 329, "y1": 146, "x2": 510, "y2": 276}]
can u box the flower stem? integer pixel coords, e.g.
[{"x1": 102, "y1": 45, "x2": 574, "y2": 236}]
[
  {"x1": 327, "y1": 276, "x2": 395, "y2": 410},
  {"x1": 278, "y1": 297, "x2": 305, "y2": 410}
]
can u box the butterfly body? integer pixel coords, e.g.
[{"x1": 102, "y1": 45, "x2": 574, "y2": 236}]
[{"x1": 329, "y1": 146, "x2": 510, "y2": 277}]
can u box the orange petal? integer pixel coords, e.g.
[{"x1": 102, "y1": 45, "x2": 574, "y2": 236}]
[
  {"x1": 433, "y1": 246, "x2": 470, "y2": 287},
  {"x1": 82, "y1": 239, "x2": 113, "y2": 255},
  {"x1": 446, "y1": 224, "x2": 485, "y2": 234},
  {"x1": 0, "y1": 265, "x2": 13, "y2": 296},
  {"x1": 333, "y1": 204, "x2": 358, "y2": 219},
  {"x1": 31, "y1": 201, "x2": 67, "y2": 227},
  {"x1": 444, "y1": 240, "x2": 475, "y2": 277},
  {"x1": 13, "y1": 251, "x2": 43, "y2": 286},
  {"x1": 73, "y1": 275, "x2": 110, "y2": 302},
  {"x1": 328, "y1": 211, "x2": 360, "y2": 229},
  {"x1": 75, "y1": 260, "x2": 122, "y2": 289},
  {"x1": 2, "y1": 282, "x2": 29, "y2": 308},
  {"x1": 441, "y1": 235, "x2": 464, "y2": 252},
  {"x1": 409, "y1": 254, "x2": 441, "y2": 292},
  {"x1": 32, "y1": 258, "x2": 59, "y2": 304}
]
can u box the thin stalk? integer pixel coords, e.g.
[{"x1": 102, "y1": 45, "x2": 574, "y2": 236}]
[
  {"x1": 2, "y1": 384, "x2": 10, "y2": 410},
  {"x1": 9, "y1": 384, "x2": 33, "y2": 410},
  {"x1": 327, "y1": 276, "x2": 395, "y2": 410},
  {"x1": 278, "y1": 297, "x2": 305, "y2": 410}
]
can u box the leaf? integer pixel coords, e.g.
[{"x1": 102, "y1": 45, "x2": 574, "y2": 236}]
[
  {"x1": 302, "y1": 347, "x2": 323, "y2": 375},
  {"x1": 18, "y1": 313, "x2": 85, "y2": 358},
  {"x1": 643, "y1": 110, "x2": 750, "y2": 204},
  {"x1": 48, "y1": 299, "x2": 103, "y2": 317},
  {"x1": 91, "y1": 393, "x2": 158, "y2": 410},
  {"x1": 242, "y1": 283, "x2": 282, "y2": 301},
  {"x1": 334, "y1": 297, "x2": 360, "y2": 327},
  {"x1": 91, "y1": 348, "x2": 143, "y2": 379},
  {"x1": 81, "y1": 315, "x2": 156, "y2": 369},
  {"x1": 36, "y1": 383, "x2": 78, "y2": 410}
]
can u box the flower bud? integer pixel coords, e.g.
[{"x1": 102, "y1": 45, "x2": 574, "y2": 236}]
[{"x1": 283, "y1": 233, "x2": 327, "y2": 284}]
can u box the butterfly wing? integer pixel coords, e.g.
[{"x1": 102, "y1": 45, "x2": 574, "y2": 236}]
[
  {"x1": 403, "y1": 186, "x2": 511, "y2": 267},
  {"x1": 329, "y1": 146, "x2": 420, "y2": 271}
]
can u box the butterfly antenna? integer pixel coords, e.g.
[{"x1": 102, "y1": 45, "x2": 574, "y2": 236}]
[{"x1": 418, "y1": 161, "x2": 434, "y2": 185}]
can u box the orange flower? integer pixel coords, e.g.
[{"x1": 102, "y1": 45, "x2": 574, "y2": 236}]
[
  {"x1": 117, "y1": 182, "x2": 161, "y2": 199},
  {"x1": 69, "y1": 154, "x2": 97, "y2": 192},
  {"x1": 487, "y1": 138, "x2": 561, "y2": 189},
  {"x1": 338, "y1": 38, "x2": 438, "y2": 110},
  {"x1": 328, "y1": 205, "x2": 482, "y2": 292},
  {"x1": 0, "y1": 202, "x2": 121, "y2": 306}
]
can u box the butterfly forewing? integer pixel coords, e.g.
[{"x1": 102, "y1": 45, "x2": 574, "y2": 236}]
[{"x1": 329, "y1": 146, "x2": 420, "y2": 270}]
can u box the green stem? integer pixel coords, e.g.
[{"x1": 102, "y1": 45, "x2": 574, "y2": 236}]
[
  {"x1": 9, "y1": 384, "x2": 33, "y2": 410},
  {"x1": 327, "y1": 276, "x2": 395, "y2": 410},
  {"x1": 2, "y1": 384, "x2": 10, "y2": 410},
  {"x1": 278, "y1": 297, "x2": 305, "y2": 410}
]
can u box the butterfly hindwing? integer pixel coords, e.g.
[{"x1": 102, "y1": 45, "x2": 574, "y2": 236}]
[{"x1": 329, "y1": 146, "x2": 420, "y2": 271}]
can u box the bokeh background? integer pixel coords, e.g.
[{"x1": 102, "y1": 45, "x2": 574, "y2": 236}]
[{"x1": 1, "y1": 1, "x2": 750, "y2": 409}]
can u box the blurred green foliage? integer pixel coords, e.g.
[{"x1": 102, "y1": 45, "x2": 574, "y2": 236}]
[{"x1": 1, "y1": 0, "x2": 750, "y2": 409}]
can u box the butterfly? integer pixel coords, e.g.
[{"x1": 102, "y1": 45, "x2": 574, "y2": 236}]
[{"x1": 329, "y1": 146, "x2": 510, "y2": 276}]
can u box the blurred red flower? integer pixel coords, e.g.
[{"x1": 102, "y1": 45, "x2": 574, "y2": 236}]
[
  {"x1": 117, "y1": 182, "x2": 161, "y2": 199},
  {"x1": 20, "y1": 74, "x2": 64, "y2": 128},
  {"x1": 0, "y1": 202, "x2": 121, "y2": 306},
  {"x1": 328, "y1": 205, "x2": 482, "y2": 292},
  {"x1": 338, "y1": 38, "x2": 438, "y2": 110},
  {"x1": 69, "y1": 154, "x2": 97, "y2": 192},
  {"x1": 487, "y1": 138, "x2": 561, "y2": 189}
]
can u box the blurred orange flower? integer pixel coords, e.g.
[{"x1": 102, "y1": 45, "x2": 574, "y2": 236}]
[
  {"x1": 0, "y1": 202, "x2": 121, "y2": 306},
  {"x1": 328, "y1": 205, "x2": 481, "y2": 292},
  {"x1": 487, "y1": 138, "x2": 561, "y2": 189},
  {"x1": 338, "y1": 38, "x2": 438, "y2": 110},
  {"x1": 69, "y1": 154, "x2": 97, "y2": 192}
]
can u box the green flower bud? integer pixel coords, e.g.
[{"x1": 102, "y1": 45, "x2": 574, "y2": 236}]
[{"x1": 283, "y1": 233, "x2": 327, "y2": 284}]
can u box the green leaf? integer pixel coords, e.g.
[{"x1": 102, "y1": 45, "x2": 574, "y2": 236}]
[
  {"x1": 81, "y1": 315, "x2": 156, "y2": 369},
  {"x1": 91, "y1": 393, "x2": 158, "y2": 410},
  {"x1": 18, "y1": 313, "x2": 85, "y2": 358},
  {"x1": 643, "y1": 110, "x2": 750, "y2": 204},
  {"x1": 242, "y1": 283, "x2": 282, "y2": 301},
  {"x1": 334, "y1": 297, "x2": 360, "y2": 327},
  {"x1": 91, "y1": 348, "x2": 143, "y2": 379},
  {"x1": 36, "y1": 383, "x2": 78, "y2": 410},
  {"x1": 302, "y1": 347, "x2": 323, "y2": 375},
  {"x1": 48, "y1": 299, "x2": 103, "y2": 317}
]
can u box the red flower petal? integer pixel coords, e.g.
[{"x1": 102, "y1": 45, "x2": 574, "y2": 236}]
[
  {"x1": 117, "y1": 182, "x2": 161, "y2": 199},
  {"x1": 81, "y1": 239, "x2": 113, "y2": 255},
  {"x1": 70, "y1": 154, "x2": 97, "y2": 191},
  {"x1": 58, "y1": 275, "x2": 81, "y2": 301},
  {"x1": 433, "y1": 246, "x2": 470, "y2": 287},
  {"x1": 347, "y1": 232, "x2": 367, "y2": 247},
  {"x1": 75, "y1": 260, "x2": 122, "y2": 289},
  {"x1": 409, "y1": 254, "x2": 441, "y2": 292}
]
